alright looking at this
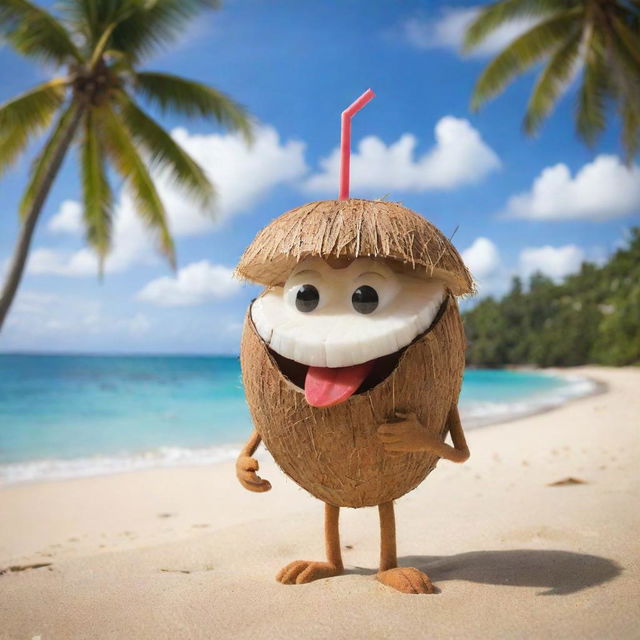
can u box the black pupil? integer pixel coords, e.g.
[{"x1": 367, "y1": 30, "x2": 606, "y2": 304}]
[
  {"x1": 352, "y1": 286, "x2": 378, "y2": 314},
  {"x1": 295, "y1": 284, "x2": 319, "y2": 312}
]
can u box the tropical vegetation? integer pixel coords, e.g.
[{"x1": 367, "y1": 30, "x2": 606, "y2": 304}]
[
  {"x1": 0, "y1": 0, "x2": 252, "y2": 331},
  {"x1": 464, "y1": 0, "x2": 640, "y2": 160},
  {"x1": 463, "y1": 227, "x2": 640, "y2": 367}
]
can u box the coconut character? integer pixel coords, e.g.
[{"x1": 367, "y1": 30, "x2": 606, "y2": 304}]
[{"x1": 234, "y1": 92, "x2": 473, "y2": 595}]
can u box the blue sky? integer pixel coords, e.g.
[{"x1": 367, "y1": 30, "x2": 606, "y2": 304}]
[{"x1": 1, "y1": 0, "x2": 639, "y2": 354}]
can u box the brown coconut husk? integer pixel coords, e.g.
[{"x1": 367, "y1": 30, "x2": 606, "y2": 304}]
[
  {"x1": 235, "y1": 199, "x2": 474, "y2": 296},
  {"x1": 240, "y1": 294, "x2": 466, "y2": 508}
]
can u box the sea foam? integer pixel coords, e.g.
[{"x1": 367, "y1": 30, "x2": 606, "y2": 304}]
[
  {"x1": 0, "y1": 359, "x2": 599, "y2": 486},
  {"x1": 460, "y1": 372, "x2": 599, "y2": 427},
  {"x1": 0, "y1": 445, "x2": 242, "y2": 486}
]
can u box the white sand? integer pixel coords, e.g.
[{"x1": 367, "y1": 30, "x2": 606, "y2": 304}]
[{"x1": 0, "y1": 366, "x2": 638, "y2": 639}]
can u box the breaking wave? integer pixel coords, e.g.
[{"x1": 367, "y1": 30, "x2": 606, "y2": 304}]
[{"x1": 0, "y1": 368, "x2": 599, "y2": 486}]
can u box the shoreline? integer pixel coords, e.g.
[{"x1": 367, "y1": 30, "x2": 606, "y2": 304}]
[
  {"x1": 0, "y1": 365, "x2": 638, "y2": 639},
  {"x1": 461, "y1": 368, "x2": 607, "y2": 429},
  {"x1": 0, "y1": 367, "x2": 600, "y2": 488}
]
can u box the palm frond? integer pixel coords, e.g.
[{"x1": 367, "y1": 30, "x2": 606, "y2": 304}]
[
  {"x1": 609, "y1": 13, "x2": 640, "y2": 68},
  {"x1": 606, "y1": 14, "x2": 640, "y2": 102},
  {"x1": 620, "y1": 95, "x2": 640, "y2": 162},
  {"x1": 575, "y1": 37, "x2": 610, "y2": 146},
  {"x1": 116, "y1": 92, "x2": 214, "y2": 206},
  {"x1": 58, "y1": 0, "x2": 137, "y2": 55},
  {"x1": 0, "y1": 0, "x2": 80, "y2": 63},
  {"x1": 0, "y1": 78, "x2": 68, "y2": 176},
  {"x1": 81, "y1": 109, "x2": 113, "y2": 267},
  {"x1": 96, "y1": 104, "x2": 175, "y2": 266},
  {"x1": 607, "y1": 12, "x2": 640, "y2": 160},
  {"x1": 471, "y1": 8, "x2": 583, "y2": 110},
  {"x1": 108, "y1": 0, "x2": 220, "y2": 62},
  {"x1": 523, "y1": 27, "x2": 582, "y2": 134},
  {"x1": 19, "y1": 103, "x2": 79, "y2": 218},
  {"x1": 134, "y1": 72, "x2": 252, "y2": 141},
  {"x1": 463, "y1": 0, "x2": 578, "y2": 51}
]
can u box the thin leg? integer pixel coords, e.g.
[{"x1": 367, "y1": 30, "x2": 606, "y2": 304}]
[
  {"x1": 276, "y1": 502, "x2": 344, "y2": 585},
  {"x1": 325, "y1": 502, "x2": 343, "y2": 570},
  {"x1": 376, "y1": 501, "x2": 435, "y2": 594},
  {"x1": 378, "y1": 501, "x2": 397, "y2": 571}
]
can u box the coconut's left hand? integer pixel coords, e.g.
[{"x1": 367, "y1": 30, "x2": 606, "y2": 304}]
[{"x1": 377, "y1": 411, "x2": 443, "y2": 455}]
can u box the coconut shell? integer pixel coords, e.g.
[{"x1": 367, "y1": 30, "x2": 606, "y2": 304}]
[
  {"x1": 235, "y1": 199, "x2": 474, "y2": 296},
  {"x1": 240, "y1": 294, "x2": 466, "y2": 508}
]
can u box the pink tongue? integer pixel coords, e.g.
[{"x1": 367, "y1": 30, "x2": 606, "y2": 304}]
[{"x1": 305, "y1": 361, "x2": 375, "y2": 408}]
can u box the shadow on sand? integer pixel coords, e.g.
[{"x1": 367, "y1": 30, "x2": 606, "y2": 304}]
[{"x1": 348, "y1": 549, "x2": 621, "y2": 595}]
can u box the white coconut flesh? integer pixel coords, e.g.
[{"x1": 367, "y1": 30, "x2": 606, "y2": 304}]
[{"x1": 250, "y1": 257, "x2": 446, "y2": 408}]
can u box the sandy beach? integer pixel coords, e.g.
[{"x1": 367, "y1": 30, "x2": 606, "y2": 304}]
[{"x1": 0, "y1": 366, "x2": 638, "y2": 639}]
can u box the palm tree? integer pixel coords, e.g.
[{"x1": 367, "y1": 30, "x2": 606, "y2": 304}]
[
  {"x1": 0, "y1": 0, "x2": 252, "y2": 331},
  {"x1": 464, "y1": 0, "x2": 640, "y2": 160}
]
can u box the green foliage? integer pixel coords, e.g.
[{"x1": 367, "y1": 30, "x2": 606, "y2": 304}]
[
  {"x1": 0, "y1": 0, "x2": 81, "y2": 64},
  {"x1": 60, "y1": 0, "x2": 220, "y2": 63},
  {"x1": 470, "y1": 9, "x2": 581, "y2": 110},
  {"x1": 116, "y1": 93, "x2": 214, "y2": 205},
  {"x1": 0, "y1": 79, "x2": 68, "y2": 176},
  {"x1": 19, "y1": 103, "x2": 79, "y2": 218},
  {"x1": 463, "y1": 0, "x2": 578, "y2": 50},
  {"x1": 81, "y1": 109, "x2": 113, "y2": 267},
  {"x1": 466, "y1": 0, "x2": 640, "y2": 159},
  {"x1": 0, "y1": 0, "x2": 253, "y2": 268},
  {"x1": 463, "y1": 228, "x2": 640, "y2": 367},
  {"x1": 98, "y1": 104, "x2": 175, "y2": 266},
  {"x1": 523, "y1": 28, "x2": 582, "y2": 133},
  {"x1": 134, "y1": 72, "x2": 252, "y2": 142}
]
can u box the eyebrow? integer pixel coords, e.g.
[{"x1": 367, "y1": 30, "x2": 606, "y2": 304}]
[
  {"x1": 293, "y1": 269, "x2": 320, "y2": 278},
  {"x1": 357, "y1": 271, "x2": 386, "y2": 279}
]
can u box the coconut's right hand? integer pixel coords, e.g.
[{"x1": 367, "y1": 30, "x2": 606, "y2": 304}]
[{"x1": 236, "y1": 455, "x2": 272, "y2": 492}]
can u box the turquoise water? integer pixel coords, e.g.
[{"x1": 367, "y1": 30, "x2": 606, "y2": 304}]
[{"x1": 0, "y1": 354, "x2": 594, "y2": 483}]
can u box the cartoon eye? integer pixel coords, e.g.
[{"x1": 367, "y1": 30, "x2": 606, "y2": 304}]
[
  {"x1": 352, "y1": 285, "x2": 379, "y2": 314},
  {"x1": 295, "y1": 284, "x2": 320, "y2": 312}
]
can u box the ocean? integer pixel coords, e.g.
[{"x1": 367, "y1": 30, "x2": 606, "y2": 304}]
[{"x1": 0, "y1": 354, "x2": 596, "y2": 485}]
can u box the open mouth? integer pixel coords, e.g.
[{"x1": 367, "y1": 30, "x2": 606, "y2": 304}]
[{"x1": 266, "y1": 296, "x2": 449, "y2": 408}]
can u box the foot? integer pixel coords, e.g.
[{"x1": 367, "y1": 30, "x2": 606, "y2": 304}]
[
  {"x1": 377, "y1": 567, "x2": 435, "y2": 594},
  {"x1": 276, "y1": 560, "x2": 343, "y2": 585}
]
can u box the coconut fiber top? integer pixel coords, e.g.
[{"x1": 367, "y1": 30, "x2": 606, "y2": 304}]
[{"x1": 235, "y1": 199, "x2": 474, "y2": 296}]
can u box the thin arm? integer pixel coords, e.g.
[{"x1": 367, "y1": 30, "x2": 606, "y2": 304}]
[
  {"x1": 438, "y1": 405, "x2": 470, "y2": 463},
  {"x1": 236, "y1": 429, "x2": 271, "y2": 492},
  {"x1": 240, "y1": 428, "x2": 262, "y2": 457}
]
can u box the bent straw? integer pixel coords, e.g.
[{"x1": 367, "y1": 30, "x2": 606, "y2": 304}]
[{"x1": 339, "y1": 88, "x2": 375, "y2": 200}]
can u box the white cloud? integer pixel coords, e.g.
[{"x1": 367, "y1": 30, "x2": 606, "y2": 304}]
[
  {"x1": 168, "y1": 125, "x2": 306, "y2": 234},
  {"x1": 403, "y1": 7, "x2": 537, "y2": 58},
  {"x1": 48, "y1": 200, "x2": 83, "y2": 234},
  {"x1": 137, "y1": 260, "x2": 241, "y2": 307},
  {"x1": 11, "y1": 290, "x2": 56, "y2": 314},
  {"x1": 461, "y1": 236, "x2": 509, "y2": 298},
  {"x1": 28, "y1": 247, "x2": 104, "y2": 276},
  {"x1": 29, "y1": 124, "x2": 306, "y2": 277},
  {"x1": 503, "y1": 155, "x2": 640, "y2": 221},
  {"x1": 304, "y1": 117, "x2": 499, "y2": 194},
  {"x1": 460, "y1": 238, "x2": 589, "y2": 299},
  {"x1": 28, "y1": 248, "x2": 76, "y2": 275},
  {"x1": 30, "y1": 194, "x2": 157, "y2": 276},
  {"x1": 3, "y1": 290, "x2": 152, "y2": 339},
  {"x1": 462, "y1": 237, "x2": 501, "y2": 280},
  {"x1": 519, "y1": 245, "x2": 585, "y2": 281}
]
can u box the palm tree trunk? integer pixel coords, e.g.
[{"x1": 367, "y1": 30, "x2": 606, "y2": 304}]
[{"x1": 0, "y1": 103, "x2": 84, "y2": 332}]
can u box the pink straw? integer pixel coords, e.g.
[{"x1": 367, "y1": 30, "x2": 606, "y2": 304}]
[{"x1": 339, "y1": 88, "x2": 375, "y2": 200}]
